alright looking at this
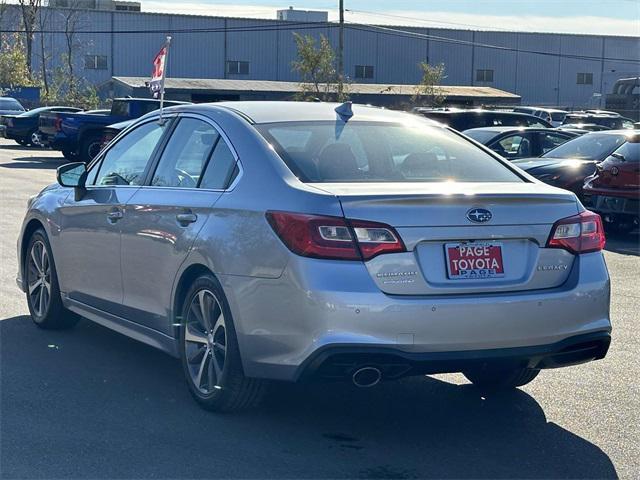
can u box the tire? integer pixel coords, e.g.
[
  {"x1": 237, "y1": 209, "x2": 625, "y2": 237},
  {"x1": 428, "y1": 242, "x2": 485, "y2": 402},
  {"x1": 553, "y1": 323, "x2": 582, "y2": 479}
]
[
  {"x1": 179, "y1": 274, "x2": 267, "y2": 412},
  {"x1": 25, "y1": 229, "x2": 80, "y2": 330},
  {"x1": 16, "y1": 138, "x2": 27, "y2": 146},
  {"x1": 61, "y1": 149, "x2": 76, "y2": 160},
  {"x1": 463, "y1": 366, "x2": 540, "y2": 390},
  {"x1": 78, "y1": 132, "x2": 103, "y2": 163},
  {"x1": 29, "y1": 129, "x2": 43, "y2": 148}
]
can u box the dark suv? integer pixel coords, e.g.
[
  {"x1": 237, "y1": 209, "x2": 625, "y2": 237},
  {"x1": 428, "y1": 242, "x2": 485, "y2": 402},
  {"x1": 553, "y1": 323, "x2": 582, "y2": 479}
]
[{"x1": 413, "y1": 108, "x2": 553, "y2": 131}]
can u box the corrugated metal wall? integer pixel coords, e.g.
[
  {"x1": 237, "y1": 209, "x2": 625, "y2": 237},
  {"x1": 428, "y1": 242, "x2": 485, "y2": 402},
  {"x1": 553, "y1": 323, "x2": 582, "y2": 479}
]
[{"x1": 3, "y1": 5, "x2": 639, "y2": 108}]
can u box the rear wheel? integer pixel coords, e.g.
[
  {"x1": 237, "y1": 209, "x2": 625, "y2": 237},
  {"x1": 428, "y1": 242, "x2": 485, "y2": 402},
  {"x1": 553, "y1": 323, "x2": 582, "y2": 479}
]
[
  {"x1": 463, "y1": 366, "x2": 540, "y2": 390},
  {"x1": 29, "y1": 129, "x2": 43, "y2": 148},
  {"x1": 78, "y1": 132, "x2": 103, "y2": 163},
  {"x1": 25, "y1": 229, "x2": 80, "y2": 330},
  {"x1": 179, "y1": 274, "x2": 266, "y2": 412}
]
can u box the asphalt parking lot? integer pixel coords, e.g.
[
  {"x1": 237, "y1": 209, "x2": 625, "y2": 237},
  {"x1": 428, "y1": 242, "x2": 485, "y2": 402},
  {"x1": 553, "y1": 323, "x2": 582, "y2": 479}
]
[{"x1": 0, "y1": 137, "x2": 638, "y2": 479}]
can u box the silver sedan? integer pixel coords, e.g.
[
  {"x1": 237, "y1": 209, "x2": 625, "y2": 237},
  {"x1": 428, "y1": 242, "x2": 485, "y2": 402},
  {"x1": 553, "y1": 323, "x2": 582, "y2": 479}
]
[{"x1": 16, "y1": 102, "x2": 611, "y2": 411}]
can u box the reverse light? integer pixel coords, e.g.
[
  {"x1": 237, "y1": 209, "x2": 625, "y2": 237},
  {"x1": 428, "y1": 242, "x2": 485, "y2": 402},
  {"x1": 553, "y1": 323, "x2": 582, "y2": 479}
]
[
  {"x1": 266, "y1": 211, "x2": 405, "y2": 261},
  {"x1": 547, "y1": 211, "x2": 605, "y2": 254}
]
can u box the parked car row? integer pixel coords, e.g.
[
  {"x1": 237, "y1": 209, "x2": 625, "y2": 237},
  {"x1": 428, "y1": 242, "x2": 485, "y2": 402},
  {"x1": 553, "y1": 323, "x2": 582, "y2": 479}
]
[
  {"x1": 0, "y1": 96, "x2": 188, "y2": 162},
  {"x1": 38, "y1": 98, "x2": 189, "y2": 161},
  {"x1": 476, "y1": 129, "x2": 639, "y2": 233}
]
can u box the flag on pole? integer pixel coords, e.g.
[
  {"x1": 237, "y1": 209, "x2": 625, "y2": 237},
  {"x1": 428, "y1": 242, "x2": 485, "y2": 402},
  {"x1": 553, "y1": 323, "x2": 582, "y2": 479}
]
[{"x1": 149, "y1": 44, "x2": 168, "y2": 99}]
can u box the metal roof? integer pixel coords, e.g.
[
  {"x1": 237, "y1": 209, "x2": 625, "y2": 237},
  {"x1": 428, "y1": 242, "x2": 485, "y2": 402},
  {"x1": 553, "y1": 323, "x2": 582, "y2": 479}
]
[{"x1": 110, "y1": 76, "x2": 521, "y2": 99}]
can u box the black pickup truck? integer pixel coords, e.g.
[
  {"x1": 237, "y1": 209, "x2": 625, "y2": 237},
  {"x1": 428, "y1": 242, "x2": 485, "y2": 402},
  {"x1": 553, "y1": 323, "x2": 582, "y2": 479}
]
[{"x1": 39, "y1": 98, "x2": 189, "y2": 161}]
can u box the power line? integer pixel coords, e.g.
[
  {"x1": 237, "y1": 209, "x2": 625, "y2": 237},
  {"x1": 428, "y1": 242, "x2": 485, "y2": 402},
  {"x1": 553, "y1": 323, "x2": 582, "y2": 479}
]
[
  {"x1": 3, "y1": 14, "x2": 639, "y2": 65},
  {"x1": 345, "y1": 8, "x2": 511, "y2": 31},
  {"x1": 346, "y1": 22, "x2": 640, "y2": 65},
  {"x1": 0, "y1": 19, "x2": 340, "y2": 35}
]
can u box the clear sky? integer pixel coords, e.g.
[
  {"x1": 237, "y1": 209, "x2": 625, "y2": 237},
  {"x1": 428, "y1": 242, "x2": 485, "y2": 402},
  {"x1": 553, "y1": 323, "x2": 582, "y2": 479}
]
[{"x1": 142, "y1": 0, "x2": 640, "y2": 36}]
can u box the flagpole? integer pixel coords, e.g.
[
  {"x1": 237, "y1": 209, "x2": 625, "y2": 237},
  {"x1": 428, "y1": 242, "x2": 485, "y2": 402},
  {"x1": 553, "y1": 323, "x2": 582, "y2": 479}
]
[{"x1": 159, "y1": 35, "x2": 171, "y2": 125}]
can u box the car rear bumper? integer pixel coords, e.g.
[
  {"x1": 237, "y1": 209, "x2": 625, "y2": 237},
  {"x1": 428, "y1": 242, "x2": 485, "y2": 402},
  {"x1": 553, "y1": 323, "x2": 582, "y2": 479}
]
[
  {"x1": 297, "y1": 330, "x2": 611, "y2": 381},
  {"x1": 583, "y1": 193, "x2": 639, "y2": 215},
  {"x1": 220, "y1": 251, "x2": 611, "y2": 382},
  {"x1": 40, "y1": 133, "x2": 70, "y2": 151}
]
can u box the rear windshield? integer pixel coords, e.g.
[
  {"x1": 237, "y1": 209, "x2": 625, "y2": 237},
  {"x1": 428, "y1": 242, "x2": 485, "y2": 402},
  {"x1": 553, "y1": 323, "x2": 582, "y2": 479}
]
[
  {"x1": 256, "y1": 121, "x2": 523, "y2": 183},
  {"x1": 0, "y1": 98, "x2": 24, "y2": 111},
  {"x1": 462, "y1": 129, "x2": 499, "y2": 144},
  {"x1": 543, "y1": 133, "x2": 627, "y2": 160}
]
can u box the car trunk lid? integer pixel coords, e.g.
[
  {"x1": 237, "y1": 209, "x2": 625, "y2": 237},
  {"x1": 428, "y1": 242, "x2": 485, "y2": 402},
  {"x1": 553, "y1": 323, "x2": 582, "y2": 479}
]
[{"x1": 312, "y1": 181, "x2": 579, "y2": 295}]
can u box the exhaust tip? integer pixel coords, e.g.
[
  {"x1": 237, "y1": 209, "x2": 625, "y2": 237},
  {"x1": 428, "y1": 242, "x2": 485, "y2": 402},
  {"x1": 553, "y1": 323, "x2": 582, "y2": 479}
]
[{"x1": 352, "y1": 366, "x2": 382, "y2": 388}]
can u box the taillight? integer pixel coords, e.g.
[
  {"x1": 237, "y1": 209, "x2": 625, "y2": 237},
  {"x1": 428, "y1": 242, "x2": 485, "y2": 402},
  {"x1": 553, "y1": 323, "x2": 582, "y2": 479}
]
[
  {"x1": 547, "y1": 211, "x2": 605, "y2": 254},
  {"x1": 266, "y1": 211, "x2": 405, "y2": 261},
  {"x1": 7, "y1": 118, "x2": 13, "y2": 127},
  {"x1": 54, "y1": 117, "x2": 63, "y2": 131}
]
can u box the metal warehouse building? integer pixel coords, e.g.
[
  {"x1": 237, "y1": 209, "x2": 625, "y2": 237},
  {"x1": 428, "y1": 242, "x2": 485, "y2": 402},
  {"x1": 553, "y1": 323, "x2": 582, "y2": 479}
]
[{"x1": 1, "y1": 3, "x2": 639, "y2": 108}]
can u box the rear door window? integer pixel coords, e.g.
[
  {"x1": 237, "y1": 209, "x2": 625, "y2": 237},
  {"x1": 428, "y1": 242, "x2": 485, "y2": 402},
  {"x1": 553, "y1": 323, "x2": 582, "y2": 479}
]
[
  {"x1": 199, "y1": 139, "x2": 238, "y2": 189},
  {"x1": 257, "y1": 121, "x2": 523, "y2": 183},
  {"x1": 494, "y1": 134, "x2": 533, "y2": 159},
  {"x1": 151, "y1": 118, "x2": 218, "y2": 188}
]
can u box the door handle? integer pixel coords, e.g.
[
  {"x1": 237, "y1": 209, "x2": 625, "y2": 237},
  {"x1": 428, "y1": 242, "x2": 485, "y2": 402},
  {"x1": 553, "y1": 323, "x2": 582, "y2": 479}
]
[
  {"x1": 176, "y1": 212, "x2": 197, "y2": 226},
  {"x1": 107, "y1": 209, "x2": 123, "y2": 223}
]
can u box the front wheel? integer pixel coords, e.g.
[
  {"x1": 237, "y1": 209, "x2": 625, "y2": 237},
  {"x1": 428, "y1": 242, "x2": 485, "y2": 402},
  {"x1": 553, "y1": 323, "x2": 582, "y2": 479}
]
[
  {"x1": 25, "y1": 229, "x2": 80, "y2": 330},
  {"x1": 179, "y1": 275, "x2": 267, "y2": 412},
  {"x1": 463, "y1": 366, "x2": 540, "y2": 390}
]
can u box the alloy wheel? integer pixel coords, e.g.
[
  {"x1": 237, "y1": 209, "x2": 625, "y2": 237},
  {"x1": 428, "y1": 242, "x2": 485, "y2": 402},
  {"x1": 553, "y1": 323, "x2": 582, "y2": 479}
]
[
  {"x1": 27, "y1": 240, "x2": 51, "y2": 318},
  {"x1": 184, "y1": 289, "x2": 227, "y2": 395},
  {"x1": 30, "y1": 131, "x2": 43, "y2": 147}
]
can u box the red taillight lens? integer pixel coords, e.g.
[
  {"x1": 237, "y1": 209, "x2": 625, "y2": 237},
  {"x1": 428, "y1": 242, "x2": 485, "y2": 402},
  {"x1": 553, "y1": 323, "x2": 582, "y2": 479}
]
[
  {"x1": 54, "y1": 118, "x2": 63, "y2": 131},
  {"x1": 266, "y1": 211, "x2": 405, "y2": 261},
  {"x1": 547, "y1": 211, "x2": 605, "y2": 254}
]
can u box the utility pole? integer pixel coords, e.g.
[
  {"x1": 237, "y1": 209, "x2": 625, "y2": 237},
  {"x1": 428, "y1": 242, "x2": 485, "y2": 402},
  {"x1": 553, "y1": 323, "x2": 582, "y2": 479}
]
[{"x1": 338, "y1": 0, "x2": 344, "y2": 98}]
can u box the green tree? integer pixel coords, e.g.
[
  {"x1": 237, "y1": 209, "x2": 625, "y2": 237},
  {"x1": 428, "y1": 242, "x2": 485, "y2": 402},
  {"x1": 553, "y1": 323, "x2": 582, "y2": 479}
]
[
  {"x1": 413, "y1": 62, "x2": 446, "y2": 107},
  {"x1": 0, "y1": 34, "x2": 32, "y2": 88},
  {"x1": 292, "y1": 33, "x2": 348, "y2": 102}
]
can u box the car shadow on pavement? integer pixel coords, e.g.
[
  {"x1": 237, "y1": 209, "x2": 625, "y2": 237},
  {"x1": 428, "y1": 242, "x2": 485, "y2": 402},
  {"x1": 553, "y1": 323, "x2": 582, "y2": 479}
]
[
  {"x1": 0, "y1": 315, "x2": 617, "y2": 479},
  {"x1": 0, "y1": 156, "x2": 65, "y2": 170},
  {"x1": 0, "y1": 144, "x2": 47, "y2": 151},
  {"x1": 605, "y1": 231, "x2": 640, "y2": 256}
]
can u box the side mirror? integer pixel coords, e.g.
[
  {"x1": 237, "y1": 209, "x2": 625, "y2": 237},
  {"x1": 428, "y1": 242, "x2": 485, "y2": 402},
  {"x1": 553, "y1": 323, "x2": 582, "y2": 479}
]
[
  {"x1": 57, "y1": 162, "x2": 87, "y2": 187},
  {"x1": 56, "y1": 162, "x2": 87, "y2": 200}
]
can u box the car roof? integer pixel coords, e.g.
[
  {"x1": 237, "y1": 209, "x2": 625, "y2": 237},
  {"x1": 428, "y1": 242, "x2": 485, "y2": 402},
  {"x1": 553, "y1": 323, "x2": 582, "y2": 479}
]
[
  {"x1": 463, "y1": 126, "x2": 558, "y2": 134},
  {"x1": 195, "y1": 101, "x2": 441, "y2": 125},
  {"x1": 584, "y1": 129, "x2": 639, "y2": 135}
]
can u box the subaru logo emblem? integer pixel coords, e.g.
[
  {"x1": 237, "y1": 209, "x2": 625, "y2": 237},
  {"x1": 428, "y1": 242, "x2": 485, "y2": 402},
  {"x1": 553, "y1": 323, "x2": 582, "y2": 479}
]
[{"x1": 466, "y1": 208, "x2": 492, "y2": 223}]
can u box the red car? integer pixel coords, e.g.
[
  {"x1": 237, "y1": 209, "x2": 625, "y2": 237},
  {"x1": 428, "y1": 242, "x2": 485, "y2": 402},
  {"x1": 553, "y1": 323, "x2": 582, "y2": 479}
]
[{"x1": 583, "y1": 133, "x2": 640, "y2": 233}]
